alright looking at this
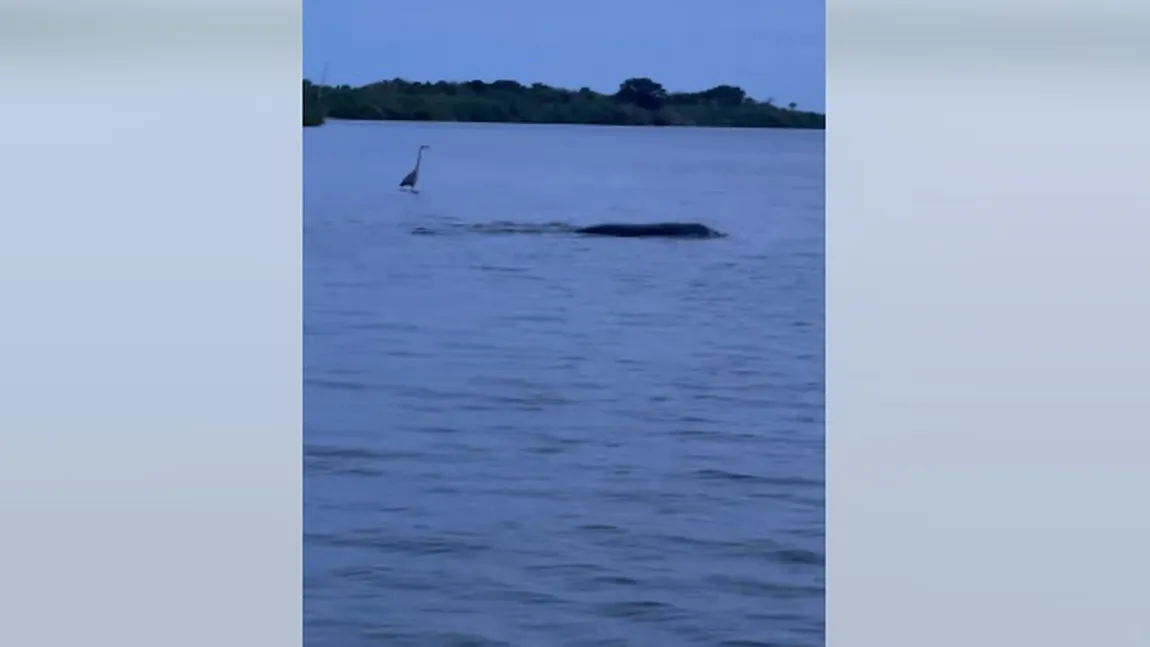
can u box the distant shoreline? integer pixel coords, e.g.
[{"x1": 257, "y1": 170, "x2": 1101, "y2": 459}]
[
  {"x1": 303, "y1": 77, "x2": 824, "y2": 131},
  {"x1": 311, "y1": 116, "x2": 827, "y2": 133}
]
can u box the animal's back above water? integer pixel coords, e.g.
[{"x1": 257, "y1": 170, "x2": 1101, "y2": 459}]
[{"x1": 574, "y1": 222, "x2": 725, "y2": 239}]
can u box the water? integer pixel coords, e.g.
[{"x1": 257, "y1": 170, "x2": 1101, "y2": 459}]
[{"x1": 304, "y1": 121, "x2": 825, "y2": 647}]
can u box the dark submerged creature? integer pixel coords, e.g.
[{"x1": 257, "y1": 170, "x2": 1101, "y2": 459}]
[{"x1": 573, "y1": 222, "x2": 725, "y2": 239}]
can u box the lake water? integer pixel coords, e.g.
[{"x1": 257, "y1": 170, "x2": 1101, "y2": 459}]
[{"x1": 304, "y1": 121, "x2": 825, "y2": 647}]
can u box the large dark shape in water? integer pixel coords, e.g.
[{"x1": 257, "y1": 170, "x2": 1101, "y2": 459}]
[{"x1": 573, "y1": 222, "x2": 725, "y2": 239}]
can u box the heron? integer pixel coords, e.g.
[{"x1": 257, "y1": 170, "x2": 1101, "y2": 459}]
[{"x1": 399, "y1": 144, "x2": 430, "y2": 193}]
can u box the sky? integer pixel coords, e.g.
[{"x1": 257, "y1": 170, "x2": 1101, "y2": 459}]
[{"x1": 303, "y1": 1, "x2": 825, "y2": 112}]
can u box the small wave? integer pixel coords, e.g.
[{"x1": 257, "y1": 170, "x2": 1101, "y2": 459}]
[
  {"x1": 410, "y1": 220, "x2": 578, "y2": 236},
  {"x1": 308, "y1": 529, "x2": 492, "y2": 556},
  {"x1": 472, "y1": 220, "x2": 579, "y2": 235},
  {"x1": 692, "y1": 468, "x2": 822, "y2": 489},
  {"x1": 593, "y1": 599, "x2": 680, "y2": 621}
]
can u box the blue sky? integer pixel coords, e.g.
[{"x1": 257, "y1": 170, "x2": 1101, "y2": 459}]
[{"x1": 304, "y1": 1, "x2": 825, "y2": 112}]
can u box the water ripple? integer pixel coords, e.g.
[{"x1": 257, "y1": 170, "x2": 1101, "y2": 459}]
[{"x1": 305, "y1": 123, "x2": 824, "y2": 646}]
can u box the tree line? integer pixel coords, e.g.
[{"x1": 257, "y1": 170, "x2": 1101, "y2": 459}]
[{"x1": 303, "y1": 76, "x2": 824, "y2": 130}]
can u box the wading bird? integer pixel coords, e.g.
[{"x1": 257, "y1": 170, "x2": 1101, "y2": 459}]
[{"x1": 399, "y1": 145, "x2": 430, "y2": 193}]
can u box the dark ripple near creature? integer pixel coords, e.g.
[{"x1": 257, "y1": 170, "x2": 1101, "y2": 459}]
[
  {"x1": 409, "y1": 221, "x2": 727, "y2": 240},
  {"x1": 305, "y1": 121, "x2": 825, "y2": 647}
]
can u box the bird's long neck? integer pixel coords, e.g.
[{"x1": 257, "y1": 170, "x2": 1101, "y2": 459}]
[{"x1": 414, "y1": 149, "x2": 423, "y2": 170}]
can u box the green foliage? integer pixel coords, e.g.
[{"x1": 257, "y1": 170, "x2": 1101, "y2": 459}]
[
  {"x1": 303, "y1": 80, "x2": 326, "y2": 126},
  {"x1": 615, "y1": 77, "x2": 668, "y2": 111},
  {"x1": 301, "y1": 76, "x2": 824, "y2": 130}
]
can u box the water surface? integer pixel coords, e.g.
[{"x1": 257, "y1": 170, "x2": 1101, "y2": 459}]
[{"x1": 304, "y1": 121, "x2": 825, "y2": 647}]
